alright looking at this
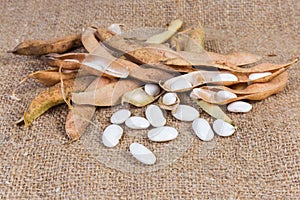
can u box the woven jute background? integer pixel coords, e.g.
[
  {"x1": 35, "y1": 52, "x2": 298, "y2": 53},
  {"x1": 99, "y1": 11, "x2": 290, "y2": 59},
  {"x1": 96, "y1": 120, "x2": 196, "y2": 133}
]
[{"x1": 1, "y1": 0, "x2": 299, "y2": 199}]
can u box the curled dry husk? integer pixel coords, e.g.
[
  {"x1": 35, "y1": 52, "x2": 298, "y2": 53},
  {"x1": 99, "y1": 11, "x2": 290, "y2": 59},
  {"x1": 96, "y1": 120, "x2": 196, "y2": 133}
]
[
  {"x1": 163, "y1": 51, "x2": 262, "y2": 67},
  {"x1": 96, "y1": 28, "x2": 196, "y2": 73},
  {"x1": 121, "y1": 86, "x2": 163, "y2": 107},
  {"x1": 163, "y1": 51, "x2": 262, "y2": 71},
  {"x1": 126, "y1": 63, "x2": 174, "y2": 83},
  {"x1": 146, "y1": 19, "x2": 183, "y2": 44},
  {"x1": 42, "y1": 54, "x2": 81, "y2": 70},
  {"x1": 164, "y1": 53, "x2": 297, "y2": 73},
  {"x1": 46, "y1": 53, "x2": 129, "y2": 78},
  {"x1": 82, "y1": 26, "x2": 118, "y2": 57},
  {"x1": 71, "y1": 79, "x2": 142, "y2": 106},
  {"x1": 9, "y1": 34, "x2": 82, "y2": 56},
  {"x1": 24, "y1": 76, "x2": 95, "y2": 127},
  {"x1": 82, "y1": 26, "x2": 102, "y2": 53},
  {"x1": 158, "y1": 93, "x2": 180, "y2": 111},
  {"x1": 190, "y1": 71, "x2": 289, "y2": 105},
  {"x1": 81, "y1": 26, "x2": 175, "y2": 83},
  {"x1": 195, "y1": 100, "x2": 234, "y2": 125},
  {"x1": 65, "y1": 77, "x2": 113, "y2": 141},
  {"x1": 48, "y1": 49, "x2": 173, "y2": 83},
  {"x1": 161, "y1": 59, "x2": 297, "y2": 92}
]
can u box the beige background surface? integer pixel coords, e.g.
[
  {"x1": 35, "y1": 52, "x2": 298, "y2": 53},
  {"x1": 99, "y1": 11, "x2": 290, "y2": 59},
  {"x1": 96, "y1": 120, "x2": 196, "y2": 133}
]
[{"x1": 1, "y1": 0, "x2": 299, "y2": 199}]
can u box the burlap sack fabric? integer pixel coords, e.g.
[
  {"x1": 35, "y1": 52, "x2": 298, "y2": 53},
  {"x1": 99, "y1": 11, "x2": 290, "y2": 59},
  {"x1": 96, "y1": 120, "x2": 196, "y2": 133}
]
[{"x1": 1, "y1": 0, "x2": 299, "y2": 199}]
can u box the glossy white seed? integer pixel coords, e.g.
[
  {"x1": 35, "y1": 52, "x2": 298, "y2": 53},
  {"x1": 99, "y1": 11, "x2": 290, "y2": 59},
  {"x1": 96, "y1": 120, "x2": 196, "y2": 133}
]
[
  {"x1": 102, "y1": 124, "x2": 123, "y2": 148},
  {"x1": 214, "y1": 90, "x2": 237, "y2": 102},
  {"x1": 162, "y1": 93, "x2": 177, "y2": 105},
  {"x1": 227, "y1": 101, "x2": 252, "y2": 113},
  {"x1": 144, "y1": 83, "x2": 160, "y2": 96},
  {"x1": 145, "y1": 105, "x2": 166, "y2": 127},
  {"x1": 211, "y1": 73, "x2": 238, "y2": 82},
  {"x1": 192, "y1": 118, "x2": 214, "y2": 141},
  {"x1": 129, "y1": 143, "x2": 156, "y2": 165},
  {"x1": 172, "y1": 105, "x2": 200, "y2": 122},
  {"x1": 213, "y1": 119, "x2": 235, "y2": 137},
  {"x1": 110, "y1": 109, "x2": 131, "y2": 124},
  {"x1": 147, "y1": 126, "x2": 178, "y2": 142},
  {"x1": 125, "y1": 116, "x2": 150, "y2": 129},
  {"x1": 249, "y1": 72, "x2": 272, "y2": 81},
  {"x1": 169, "y1": 78, "x2": 192, "y2": 91}
]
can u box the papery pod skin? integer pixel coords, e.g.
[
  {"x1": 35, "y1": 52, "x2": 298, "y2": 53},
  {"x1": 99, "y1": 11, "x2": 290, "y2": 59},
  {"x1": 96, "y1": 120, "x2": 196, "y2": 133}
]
[
  {"x1": 65, "y1": 77, "x2": 112, "y2": 141},
  {"x1": 71, "y1": 79, "x2": 142, "y2": 106}
]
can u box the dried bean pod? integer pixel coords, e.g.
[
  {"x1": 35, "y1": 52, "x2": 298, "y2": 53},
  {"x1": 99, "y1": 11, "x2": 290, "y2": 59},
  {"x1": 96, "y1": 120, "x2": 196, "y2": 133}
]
[
  {"x1": 24, "y1": 76, "x2": 95, "y2": 127},
  {"x1": 9, "y1": 34, "x2": 82, "y2": 56}
]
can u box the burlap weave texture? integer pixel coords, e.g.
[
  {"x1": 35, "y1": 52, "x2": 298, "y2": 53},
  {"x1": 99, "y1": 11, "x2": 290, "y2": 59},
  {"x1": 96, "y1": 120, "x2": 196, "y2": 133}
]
[{"x1": 0, "y1": 0, "x2": 299, "y2": 199}]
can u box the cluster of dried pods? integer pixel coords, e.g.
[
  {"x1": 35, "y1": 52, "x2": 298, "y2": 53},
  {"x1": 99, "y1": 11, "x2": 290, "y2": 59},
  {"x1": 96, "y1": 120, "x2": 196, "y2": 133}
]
[{"x1": 10, "y1": 20, "x2": 297, "y2": 159}]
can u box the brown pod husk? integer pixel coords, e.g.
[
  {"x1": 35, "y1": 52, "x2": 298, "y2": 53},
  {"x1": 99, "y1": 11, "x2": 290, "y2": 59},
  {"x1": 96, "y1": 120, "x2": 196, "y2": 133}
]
[
  {"x1": 82, "y1": 26, "x2": 117, "y2": 58},
  {"x1": 95, "y1": 28, "x2": 116, "y2": 41},
  {"x1": 42, "y1": 54, "x2": 82, "y2": 70},
  {"x1": 82, "y1": 27, "x2": 175, "y2": 82},
  {"x1": 163, "y1": 51, "x2": 261, "y2": 71},
  {"x1": 65, "y1": 77, "x2": 112, "y2": 141},
  {"x1": 8, "y1": 34, "x2": 82, "y2": 56},
  {"x1": 207, "y1": 51, "x2": 262, "y2": 67},
  {"x1": 24, "y1": 76, "x2": 96, "y2": 127},
  {"x1": 71, "y1": 79, "x2": 142, "y2": 106},
  {"x1": 125, "y1": 60, "x2": 175, "y2": 83},
  {"x1": 81, "y1": 26, "x2": 100, "y2": 53},
  {"x1": 96, "y1": 29, "x2": 196, "y2": 73},
  {"x1": 26, "y1": 69, "x2": 91, "y2": 86},
  {"x1": 65, "y1": 106, "x2": 95, "y2": 141},
  {"x1": 164, "y1": 53, "x2": 297, "y2": 73},
  {"x1": 190, "y1": 71, "x2": 289, "y2": 105},
  {"x1": 46, "y1": 52, "x2": 129, "y2": 78},
  {"x1": 81, "y1": 27, "x2": 175, "y2": 82},
  {"x1": 238, "y1": 58, "x2": 298, "y2": 73}
]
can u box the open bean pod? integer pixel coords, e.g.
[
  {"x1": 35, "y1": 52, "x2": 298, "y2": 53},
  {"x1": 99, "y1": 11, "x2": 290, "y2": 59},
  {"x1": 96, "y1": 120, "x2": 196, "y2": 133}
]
[
  {"x1": 158, "y1": 92, "x2": 180, "y2": 111},
  {"x1": 160, "y1": 58, "x2": 296, "y2": 92},
  {"x1": 190, "y1": 71, "x2": 288, "y2": 105},
  {"x1": 121, "y1": 86, "x2": 163, "y2": 107}
]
